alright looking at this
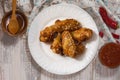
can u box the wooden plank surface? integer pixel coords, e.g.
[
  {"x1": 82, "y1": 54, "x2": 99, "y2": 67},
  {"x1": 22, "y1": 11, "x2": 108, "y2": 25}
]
[{"x1": 0, "y1": 0, "x2": 120, "y2": 80}]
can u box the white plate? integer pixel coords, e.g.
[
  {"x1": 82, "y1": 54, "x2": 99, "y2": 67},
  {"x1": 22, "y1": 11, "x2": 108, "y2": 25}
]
[{"x1": 28, "y1": 3, "x2": 99, "y2": 75}]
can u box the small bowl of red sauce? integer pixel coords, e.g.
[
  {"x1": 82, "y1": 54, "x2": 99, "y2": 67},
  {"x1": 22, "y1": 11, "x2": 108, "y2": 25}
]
[
  {"x1": 99, "y1": 42, "x2": 120, "y2": 68},
  {"x1": 1, "y1": 10, "x2": 28, "y2": 36}
]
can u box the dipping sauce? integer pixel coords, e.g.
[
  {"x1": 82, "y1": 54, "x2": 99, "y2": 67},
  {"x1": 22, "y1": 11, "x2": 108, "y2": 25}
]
[{"x1": 99, "y1": 42, "x2": 120, "y2": 68}]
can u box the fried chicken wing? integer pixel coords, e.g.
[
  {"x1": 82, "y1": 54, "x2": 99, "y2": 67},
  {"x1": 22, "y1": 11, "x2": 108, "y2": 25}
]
[
  {"x1": 40, "y1": 27, "x2": 55, "y2": 42},
  {"x1": 51, "y1": 33, "x2": 62, "y2": 54},
  {"x1": 76, "y1": 43, "x2": 85, "y2": 55},
  {"x1": 72, "y1": 28, "x2": 93, "y2": 42},
  {"x1": 40, "y1": 19, "x2": 81, "y2": 42},
  {"x1": 62, "y1": 31, "x2": 76, "y2": 57},
  {"x1": 54, "y1": 19, "x2": 81, "y2": 32}
]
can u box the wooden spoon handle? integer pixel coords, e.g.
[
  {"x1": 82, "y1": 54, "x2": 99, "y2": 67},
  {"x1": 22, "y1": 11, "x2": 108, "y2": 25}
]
[{"x1": 12, "y1": 0, "x2": 17, "y2": 18}]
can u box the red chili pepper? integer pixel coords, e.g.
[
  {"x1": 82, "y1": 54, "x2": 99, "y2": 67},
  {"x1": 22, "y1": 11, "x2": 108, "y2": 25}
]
[
  {"x1": 99, "y1": 31, "x2": 104, "y2": 38},
  {"x1": 99, "y1": 7, "x2": 118, "y2": 30},
  {"x1": 112, "y1": 33, "x2": 119, "y2": 39}
]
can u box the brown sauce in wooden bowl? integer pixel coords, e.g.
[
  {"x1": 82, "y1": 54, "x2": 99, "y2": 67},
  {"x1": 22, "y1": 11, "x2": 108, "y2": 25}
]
[{"x1": 99, "y1": 42, "x2": 120, "y2": 68}]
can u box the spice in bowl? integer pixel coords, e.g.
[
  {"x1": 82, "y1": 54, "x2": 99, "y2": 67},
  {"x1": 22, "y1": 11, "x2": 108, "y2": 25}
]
[{"x1": 1, "y1": 10, "x2": 28, "y2": 36}]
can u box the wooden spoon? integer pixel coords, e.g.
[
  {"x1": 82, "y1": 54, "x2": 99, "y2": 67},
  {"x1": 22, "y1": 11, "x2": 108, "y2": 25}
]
[{"x1": 8, "y1": 0, "x2": 19, "y2": 34}]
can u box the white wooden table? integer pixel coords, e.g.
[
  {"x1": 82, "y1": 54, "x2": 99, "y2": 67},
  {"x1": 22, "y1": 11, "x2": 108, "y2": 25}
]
[{"x1": 0, "y1": 0, "x2": 120, "y2": 80}]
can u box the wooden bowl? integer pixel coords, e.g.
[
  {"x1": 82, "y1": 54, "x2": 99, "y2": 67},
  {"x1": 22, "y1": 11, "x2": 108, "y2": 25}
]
[{"x1": 1, "y1": 10, "x2": 28, "y2": 36}]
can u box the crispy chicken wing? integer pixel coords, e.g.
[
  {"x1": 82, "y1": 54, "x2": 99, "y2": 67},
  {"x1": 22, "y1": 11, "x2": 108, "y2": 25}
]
[
  {"x1": 54, "y1": 19, "x2": 81, "y2": 32},
  {"x1": 40, "y1": 19, "x2": 81, "y2": 42},
  {"x1": 72, "y1": 28, "x2": 93, "y2": 42},
  {"x1": 76, "y1": 43, "x2": 85, "y2": 55},
  {"x1": 62, "y1": 31, "x2": 76, "y2": 57},
  {"x1": 50, "y1": 33, "x2": 62, "y2": 54},
  {"x1": 40, "y1": 27, "x2": 55, "y2": 42}
]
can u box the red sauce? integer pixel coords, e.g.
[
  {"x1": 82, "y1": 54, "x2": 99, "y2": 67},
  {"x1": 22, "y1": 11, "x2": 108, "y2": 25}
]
[{"x1": 99, "y1": 42, "x2": 120, "y2": 68}]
